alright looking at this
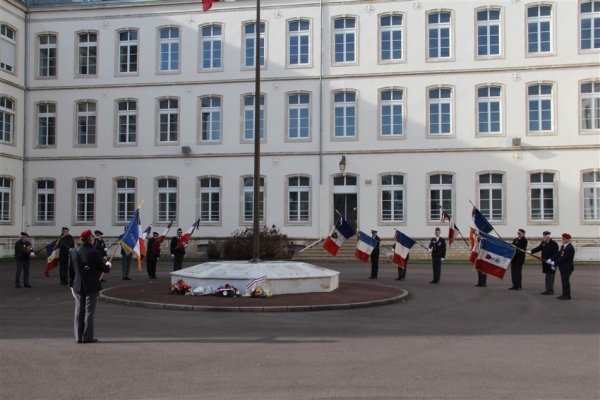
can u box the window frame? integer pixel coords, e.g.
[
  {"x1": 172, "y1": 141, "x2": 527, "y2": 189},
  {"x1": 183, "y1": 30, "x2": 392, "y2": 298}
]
[
  {"x1": 199, "y1": 23, "x2": 223, "y2": 72},
  {"x1": 75, "y1": 30, "x2": 98, "y2": 77},
  {"x1": 0, "y1": 176, "x2": 14, "y2": 224},
  {"x1": 156, "y1": 97, "x2": 180, "y2": 145},
  {"x1": 525, "y1": 4, "x2": 555, "y2": 57},
  {"x1": 579, "y1": 79, "x2": 600, "y2": 134},
  {"x1": 285, "y1": 174, "x2": 311, "y2": 226},
  {"x1": 0, "y1": 24, "x2": 17, "y2": 75},
  {"x1": 426, "y1": 10, "x2": 454, "y2": 62},
  {"x1": 526, "y1": 81, "x2": 556, "y2": 135},
  {"x1": 114, "y1": 177, "x2": 137, "y2": 225},
  {"x1": 116, "y1": 28, "x2": 139, "y2": 76},
  {"x1": 33, "y1": 178, "x2": 55, "y2": 225},
  {"x1": 0, "y1": 96, "x2": 15, "y2": 145},
  {"x1": 115, "y1": 98, "x2": 138, "y2": 146},
  {"x1": 36, "y1": 32, "x2": 58, "y2": 79},
  {"x1": 74, "y1": 177, "x2": 95, "y2": 225},
  {"x1": 379, "y1": 173, "x2": 406, "y2": 226},
  {"x1": 378, "y1": 87, "x2": 406, "y2": 139},
  {"x1": 286, "y1": 18, "x2": 312, "y2": 68},
  {"x1": 579, "y1": 0, "x2": 600, "y2": 52},
  {"x1": 582, "y1": 169, "x2": 600, "y2": 224},
  {"x1": 241, "y1": 93, "x2": 266, "y2": 143},
  {"x1": 157, "y1": 26, "x2": 181, "y2": 74},
  {"x1": 332, "y1": 89, "x2": 358, "y2": 140},
  {"x1": 332, "y1": 15, "x2": 358, "y2": 66},
  {"x1": 476, "y1": 83, "x2": 504, "y2": 137},
  {"x1": 476, "y1": 171, "x2": 506, "y2": 223},
  {"x1": 426, "y1": 85, "x2": 455, "y2": 138},
  {"x1": 427, "y1": 172, "x2": 454, "y2": 224},
  {"x1": 35, "y1": 101, "x2": 57, "y2": 148},
  {"x1": 242, "y1": 20, "x2": 267, "y2": 70},
  {"x1": 241, "y1": 175, "x2": 265, "y2": 226},
  {"x1": 198, "y1": 176, "x2": 222, "y2": 225},
  {"x1": 474, "y1": 7, "x2": 504, "y2": 59},
  {"x1": 74, "y1": 100, "x2": 97, "y2": 147},
  {"x1": 198, "y1": 95, "x2": 223, "y2": 144},
  {"x1": 528, "y1": 170, "x2": 558, "y2": 224},
  {"x1": 378, "y1": 13, "x2": 405, "y2": 64},
  {"x1": 155, "y1": 176, "x2": 178, "y2": 224},
  {"x1": 285, "y1": 91, "x2": 311, "y2": 142}
]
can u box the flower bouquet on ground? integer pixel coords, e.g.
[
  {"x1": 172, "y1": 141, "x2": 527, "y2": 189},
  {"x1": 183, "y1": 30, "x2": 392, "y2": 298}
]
[
  {"x1": 169, "y1": 279, "x2": 192, "y2": 295},
  {"x1": 244, "y1": 284, "x2": 272, "y2": 298},
  {"x1": 213, "y1": 283, "x2": 240, "y2": 297},
  {"x1": 191, "y1": 286, "x2": 214, "y2": 296}
]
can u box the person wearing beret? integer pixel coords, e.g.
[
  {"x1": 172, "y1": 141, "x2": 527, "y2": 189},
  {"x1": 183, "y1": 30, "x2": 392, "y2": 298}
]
[
  {"x1": 528, "y1": 231, "x2": 559, "y2": 295},
  {"x1": 428, "y1": 227, "x2": 446, "y2": 284},
  {"x1": 368, "y1": 229, "x2": 381, "y2": 279},
  {"x1": 58, "y1": 227, "x2": 75, "y2": 285},
  {"x1": 68, "y1": 229, "x2": 112, "y2": 344},
  {"x1": 93, "y1": 230, "x2": 108, "y2": 282},
  {"x1": 508, "y1": 229, "x2": 528, "y2": 291},
  {"x1": 146, "y1": 232, "x2": 160, "y2": 279},
  {"x1": 14, "y1": 232, "x2": 35, "y2": 288},
  {"x1": 547, "y1": 233, "x2": 576, "y2": 300}
]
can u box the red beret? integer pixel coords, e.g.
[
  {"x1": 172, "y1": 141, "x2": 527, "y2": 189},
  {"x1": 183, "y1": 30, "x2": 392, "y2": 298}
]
[
  {"x1": 561, "y1": 233, "x2": 571, "y2": 240},
  {"x1": 79, "y1": 229, "x2": 93, "y2": 239}
]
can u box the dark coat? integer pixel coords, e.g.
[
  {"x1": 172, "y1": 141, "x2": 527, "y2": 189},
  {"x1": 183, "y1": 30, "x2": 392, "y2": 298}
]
[
  {"x1": 68, "y1": 242, "x2": 110, "y2": 294},
  {"x1": 511, "y1": 236, "x2": 528, "y2": 264},
  {"x1": 170, "y1": 236, "x2": 185, "y2": 256},
  {"x1": 59, "y1": 234, "x2": 75, "y2": 260},
  {"x1": 371, "y1": 235, "x2": 381, "y2": 256},
  {"x1": 93, "y1": 237, "x2": 107, "y2": 258},
  {"x1": 15, "y1": 239, "x2": 33, "y2": 261},
  {"x1": 551, "y1": 243, "x2": 575, "y2": 273},
  {"x1": 530, "y1": 239, "x2": 559, "y2": 273},
  {"x1": 428, "y1": 236, "x2": 446, "y2": 258},
  {"x1": 146, "y1": 237, "x2": 160, "y2": 261}
]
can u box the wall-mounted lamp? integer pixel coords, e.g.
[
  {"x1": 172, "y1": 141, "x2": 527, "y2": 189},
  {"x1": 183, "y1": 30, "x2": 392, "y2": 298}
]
[
  {"x1": 339, "y1": 155, "x2": 346, "y2": 175},
  {"x1": 181, "y1": 146, "x2": 191, "y2": 154}
]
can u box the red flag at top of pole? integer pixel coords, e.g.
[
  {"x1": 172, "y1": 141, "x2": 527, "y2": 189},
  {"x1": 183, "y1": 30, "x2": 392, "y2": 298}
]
[{"x1": 202, "y1": 0, "x2": 220, "y2": 12}]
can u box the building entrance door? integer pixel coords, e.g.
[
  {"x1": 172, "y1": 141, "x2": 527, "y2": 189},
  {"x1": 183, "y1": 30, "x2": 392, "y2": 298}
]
[{"x1": 333, "y1": 194, "x2": 358, "y2": 230}]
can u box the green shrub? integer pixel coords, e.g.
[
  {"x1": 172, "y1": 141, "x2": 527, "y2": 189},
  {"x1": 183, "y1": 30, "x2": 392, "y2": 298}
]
[
  {"x1": 222, "y1": 225, "x2": 293, "y2": 261},
  {"x1": 206, "y1": 240, "x2": 222, "y2": 260}
]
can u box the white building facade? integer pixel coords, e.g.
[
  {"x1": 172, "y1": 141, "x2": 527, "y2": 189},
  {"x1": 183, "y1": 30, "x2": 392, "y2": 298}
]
[{"x1": 1, "y1": 0, "x2": 599, "y2": 257}]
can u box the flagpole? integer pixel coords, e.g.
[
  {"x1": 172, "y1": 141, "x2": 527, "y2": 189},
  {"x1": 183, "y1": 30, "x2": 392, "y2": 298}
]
[
  {"x1": 437, "y1": 202, "x2": 470, "y2": 249},
  {"x1": 34, "y1": 235, "x2": 63, "y2": 254},
  {"x1": 251, "y1": 0, "x2": 261, "y2": 262}
]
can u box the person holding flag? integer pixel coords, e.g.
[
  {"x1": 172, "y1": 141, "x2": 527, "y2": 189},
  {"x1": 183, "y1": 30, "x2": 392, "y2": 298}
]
[
  {"x1": 58, "y1": 227, "x2": 75, "y2": 285},
  {"x1": 93, "y1": 230, "x2": 108, "y2": 282},
  {"x1": 120, "y1": 226, "x2": 134, "y2": 281},
  {"x1": 15, "y1": 232, "x2": 34, "y2": 288},
  {"x1": 528, "y1": 231, "x2": 559, "y2": 295},
  {"x1": 393, "y1": 230, "x2": 416, "y2": 281},
  {"x1": 146, "y1": 232, "x2": 160, "y2": 279},
  {"x1": 170, "y1": 228, "x2": 186, "y2": 271},
  {"x1": 428, "y1": 227, "x2": 446, "y2": 284},
  {"x1": 508, "y1": 229, "x2": 528, "y2": 291},
  {"x1": 368, "y1": 230, "x2": 381, "y2": 279}
]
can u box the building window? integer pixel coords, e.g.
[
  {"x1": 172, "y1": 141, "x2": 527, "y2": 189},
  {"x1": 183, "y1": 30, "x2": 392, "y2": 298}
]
[
  {"x1": 37, "y1": 103, "x2": 56, "y2": 146},
  {"x1": 333, "y1": 17, "x2": 356, "y2": 63},
  {"x1": 117, "y1": 100, "x2": 137, "y2": 144},
  {"x1": 583, "y1": 170, "x2": 600, "y2": 221},
  {"x1": 477, "y1": 85, "x2": 502, "y2": 134},
  {"x1": 118, "y1": 30, "x2": 137, "y2": 73},
  {"x1": 0, "y1": 97, "x2": 14, "y2": 144},
  {"x1": 429, "y1": 174, "x2": 453, "y2": 221},
  {"x1": 200, "y1": 177, "x2": 220, "y2": 223},
  {"x1": 157, "y1": 178, "x2": 177, "y2": 223},
  {"x1": 581, "y1": 0, "x2": 600, "y2": 50},
  {"x1": 380, "y1": 14, "x2": 403, "y2": 61},
  {"x1": 38, "y1": 34, "x2": 57, "y2": 77},
  {"x1": 381, "y1": 174, "x2": 404, "y2": 222},
  {"x1": 428, "y1": 12, "x2": 452, "y2": 59},
  {"x1": 0, "y1": 24, "x2": 16, "y2": 73},
  {"x1": 77, "y1": 32, "x2": 97, "y2": 76},
  {"x1": 476, "y1": 8, "x2": 501, "y2": 57},
  {"x1": 243, "y1": 177, "x2": 264, "y2": 223},
  {"x1": 581, "y1": 81, "x2": 600, "y2": 131},
  {"x1": 288, "y1": 93, "x2": 310, "y2": 139},
  {"x1": 244, "y1": 22, "x2": 265, "y2": 68},
  {"x1": 200, "y1": 96, "x2": 221, "y2": 142},
  {"x1": 115, "y1": 178, "x2": 135, "y2": 223},
  {"x1": 527, "y1": 5, "x2": 552, "y2": 54},
  {"x1": 380, "y1": 89, "x2": 404, "y2": 137},
  {"x1": 201, "y1": 24, "x2": 222, "y2": 70},
  {"x1": 158, "y1": 98, "x2": 178, "y2": 142},
  {"x1": 528, "y1": 83, "x2": 553, "y2": 133},
  {"x1": 530, "y1": 172, "x2": 556, "y2": 221},
  {"x1": 76, "y1": 101, "x2": 96, "y2": 145},
  {"x1": 159, "y1": 27, "x2": 180, "y2": 72},
  {"x1": 0, "y1": 177, "x2": 12, "y2": 222},
  {"x1": 243, "y1": 94, "x2": 265, "y2": 141},
  {"x1": 35, "y1": 180, "x2": 55, "y2": 223},
  {"x1": 75, "y1": 179, "x2": 95, "y2": 223},
  {"x1": 334, "y1": 91, "x2": 356, "y2": 138},
  {"x1": 288, "y1": 19, "x2": 310, "y2": 66},
  {"x1": 288, "y1": 176, "x2": 309, "y2": 223},
  {"x1": 428, "y1": 87, "x2": 452, "y2": 135},
  {"x1": 479, "y1": 173, "x2": 504, "y2": 221}
]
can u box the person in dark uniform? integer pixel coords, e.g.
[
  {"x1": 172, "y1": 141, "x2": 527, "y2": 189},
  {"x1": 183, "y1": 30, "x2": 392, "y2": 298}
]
[
  {"x1": 395, "y1": 253, "x2": 408, "y2": 281},
  {"x1": 15, "y1": 232, "x2": 34, "y2": 288},
  {"x1": 368, "y1": 229, "x2": 381, "y2": 279},
  {"x1": 476, "y1": 269, "x2": 488, "y2": 287},
  {"x1": 528, "y1": 231, "x2": 559, "y2": 295},
  {"x1": 170, "y1": 228, "x2": 185, "y2": 271},
  {"x1": 146, "y1": 232, "x2": 160, "y2": 279},
  {"x1": 68, "y1": 229, "x2": 111, "y2": 344},
  {"x1": 93, "y1": 230, "x2": 108, "y2": 282},
  {"x1": 428, "y1": 227, "x2": 446, "y2": 284},
  {"x1": 548, "y1": 233, "x2": 575, "y2": 300},
  {"x1": 58, "y1": 227, "x2": 75, "y2": 285},
  {"x1": 120, "y1": 226, "x2": 133, "y2": 280},
  {"x1": 508, "y1": 229, "x2": 528, "y2": 291}
]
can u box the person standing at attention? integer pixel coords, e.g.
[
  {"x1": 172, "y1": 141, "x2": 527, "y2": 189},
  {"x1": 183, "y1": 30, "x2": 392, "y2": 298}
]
[
  {"x1": 528, "y1": 231, "x2": 559, "y2": 295},
  {"x1": 15, "y1": 232, "x2": 34, "y2": 288},
  {"x1": 508, "y1": 229, "x2": 528, "y2": 291},
  {"x1": 547, "y1": 233, "x2": 575, "y2": 300},
  {"x1": 368, "y1": 229, "x2": 381, "y2": 279},
  {"x1": 170, "y1": 228, "x2": 185, "y2": 271},
  {"x1": 58, "y1": 227, "x2": 75, "y2": 285},
  {"x1": 146, "y1": 232, "x2": 160, "y2": 279},
  {"x1": 428, "y1": 227, "x2": 446, "y2": 284},
  {"x1": 120, "y1": 226, "x2": 133, "y2": 281},
  {"x1": 93, "y1": 230, "x2": 108, "y2": 282}
]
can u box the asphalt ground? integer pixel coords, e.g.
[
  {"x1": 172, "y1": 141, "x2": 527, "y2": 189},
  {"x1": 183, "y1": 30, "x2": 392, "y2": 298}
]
[{"x1": 1, "y1": 259, "x2": 598, "y2": 400}]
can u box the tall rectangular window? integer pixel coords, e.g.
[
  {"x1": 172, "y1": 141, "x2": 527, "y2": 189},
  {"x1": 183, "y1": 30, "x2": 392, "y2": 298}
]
[
  {"x1": 428, "y1": 88, "x2": 452, "y2": 135},
  {"x1": 477, "y1": 9, "x2": 500, "y2": 56},
  {"x1": 159, "y1": 98, "x2": 178, "y2": 142},
  {"x1": 429, "y1": 174, "x2": 453, "y2": 221},
  {"x1": 78, "y1": 32, "x2": 97, "y2": 75},
  {"x1": 159, "y1": 27, "x2": 179, "y2": 72},
  {"x1": 38, "y1": 34, "x2": 57, "y2": 77},
  {"x1": 581, "y1": 81, "x2": 600, "y2": 131},
  {"x1": 0, "y1": 97, "x2": 14, "y2": 144},
  {"x1": 244, "y1": 22, "x2": 265, "y2": 68},
  {"x1": 36, "y1": 180, "x2": 55, "y2": 223},
  {"x1": 478, "y1": 86, "x2": 502, "y2": 134},
  {"x1": 288, "y1": 93, "x2": 310, "y2": 139},
  {"x1": 0, "y1": 177, "x2": 11, "y2": 222},
  {"x1": 157, "y1": 178, "x2": 177, "y2": 223},
  {"x1": 117, "y1": 100, "x2": 137, "y2": 144},
  {"x1": 581, "y1": 1, "x2": 600, "y2": 50},
  {"x1": 334, "y1": 91, "x2": 356, "y2": 137},
  {"x1": 77, "y1": 101, "x2": 96, "y2": 145},
  {"x1": 200, "y1": 178, "x2": 220, "y2": 223},
  {"x1": 479, "y1": 173, "x2": 504, "y2": 221},
  {"x1": 116, "y1": 179, "x2": 135, "y2": 223},
  {"x1": 381, "y1": 89, "x2": 404, "y2": 136},
  {"x1": 38, "y1": 103, "x2": 56, "y2": 146},
  {"x1": 380, "y1": 14, "x2": 403, "y2": 61},
  {"x1": 530, "y1": 172, "x2": 555, "y2": 221},
  {"x1": 333, "y1": 17, "x2": 356, "y2": 63},
  {"x1": 527, "y1": 5, "x2": 552, "y2": 54},
  {"x1": 243, "y1": 95, "x2": 265, "y2": 141},
  {"x1": 200, "y1": 97, "x2": 221, "y2": 141},
  {"x1": 428, "y1": 12, "x2": 452, "y2": 59},
  {"x1": 0, "y1": 25, "x2": 16, "y2": 73},
  {"x1": 289, "y1": 20, "x2": 310, "y2": 66},
  {"x1": 381, "y1": 174, "x2": 404, "y2": 222},
  {"x1": 528, "y1": 84, "x2": 553, "y2": 132},
  {"x1": 583, "y1": 171, "x2": 600, "y2": 221},
  {"x1": 118, "y1": 30, "x2": 138, "y2": 73},
  {"x1": 243, "y1": 177, "x2": 264, "y2": 223},
  {"x1": 76, "y1": 179, "x2": 95, "y2": 223},
  {"x1": 201, "y1": 25, "x2": 222, "y2": 70},
  {"x1": 288, "y1": 176, "x2": 309, "y2": 222}
]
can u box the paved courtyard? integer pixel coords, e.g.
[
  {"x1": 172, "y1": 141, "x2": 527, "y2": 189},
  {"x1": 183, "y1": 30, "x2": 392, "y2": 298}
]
[{"x1": 1, "y1": 258, "x2": 598, "y2": 400}]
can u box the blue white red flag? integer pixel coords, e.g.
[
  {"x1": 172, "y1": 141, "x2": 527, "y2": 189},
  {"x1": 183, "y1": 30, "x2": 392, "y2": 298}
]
[
  {"x1": 471, "y1": 206, "x2": 493, "y2": 234},
  {"x1": 355, "y1": 231, "x2": 377, "y2": 262},
  {"x1": 475, "y1": 232, "x2": 516, "y2": 280},
  {"x1": 43, "y1": 239, "x2": 61, "y2": 278},
  {"x1": 246, "y1": 276, "x2": 267, "y2": 290},
  {"x1": 121, "y1": 209, "x2": 142, "y2": 269},
  {"x1": 177, "y1": 219, "x2": 200, "y2": 249},
  {"x1": 393, "y1": 231, "x2": 416, "y2": 269},
  {"x1": 448, "y1": 222, "x2": 460, "y2": 247},
  {"x1": 153, "y1": 221, "x2": 173, "y2": 253},
  {"x1": 323, "y1": 217, "x2": 356, "y2": 256},
  {"x1": 137, "y1": 223, "x2": 152, "y2": 267}
]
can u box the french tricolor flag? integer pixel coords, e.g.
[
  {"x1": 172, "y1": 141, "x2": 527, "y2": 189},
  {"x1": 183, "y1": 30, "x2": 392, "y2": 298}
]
[
  {"x1": 176, "y1": 219, "x2": 200, "y2": 249},
  {"x1": 355, "y1": 231, "x2": 378, "y2": 262},
  {"x1": 475, "y1": 232, "x2": 516, "y2": 280},
  {"x1": 393, "y1": 231, "x2": 416, "y2": 269},
  {"x1": 323, "y1": 218, "x2": 356, "y2": 256}
]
